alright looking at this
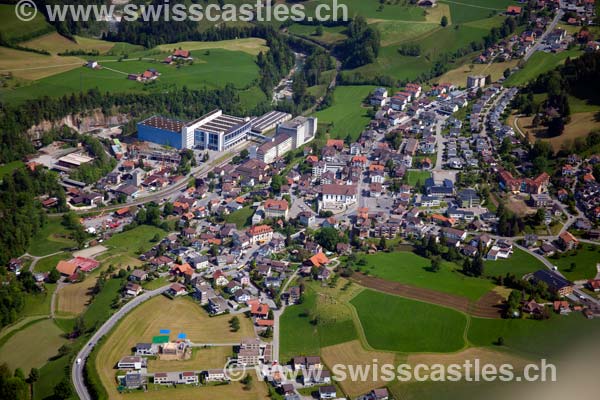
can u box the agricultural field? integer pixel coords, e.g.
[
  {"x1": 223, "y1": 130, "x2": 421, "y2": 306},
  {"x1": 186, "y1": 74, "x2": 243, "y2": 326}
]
[
  {"x1": 360, "y1": 251, "x2": 494, "y2": 301},
  {"x1": 1, "y1": 48, "x2": 260, "y2": 104},
  {"x1": 0, "y1": 4, "x2": 53, "y2": 42},
  {"x1": 550, "y1": 244, "x2": 600, "y2": 281},
  {"x1": 0, "y1": 318, "x2": 66, "y2": 374},
  {"x1": 155, "y1": 38, "x2": 267, "y2": 55},
  {"x1": 21, "y1": 33, "x2": 116, "y2": 55},
  {"x1": 321, "y1": 340, "x2": 397, "y2": 397},
  {"x1": 516, "y1": 111, "x2": 600, "y2": 152},
  {"x1": 484, "y1": 247, "x2": 547, "y2": 278},
  {"x1": 279, "y1": 279, "x2": 361, "y2": 362},
  {"x1": 436, "y1": 59, "x2": 519, "y2": 88},
  {"x1": 351, "y1": 290, "x2": 467, "y2": 353},
  {"x1": 0, "y1": 46, "x2": 84, "y2": 81},
  {"x1": 314, "y1": 85, "x2": 375, "y2": 141},
  {"x1": 468, "y1": 312, "x2": 600, "y2": 358},
  {"x1": 440, "y1": 0, "x2": 519, "y2": 25},
  {"x1": 95, "y1": 295, "x2": 255, "y2": 399}
]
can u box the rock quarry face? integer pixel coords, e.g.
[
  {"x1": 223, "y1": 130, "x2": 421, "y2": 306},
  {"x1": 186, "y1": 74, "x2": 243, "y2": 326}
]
[{"x1": 26, "y1": 109, "x2": 130, "y2": 141}]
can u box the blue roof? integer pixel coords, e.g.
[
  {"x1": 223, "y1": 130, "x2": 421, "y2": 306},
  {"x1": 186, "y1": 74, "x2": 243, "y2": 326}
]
[
  {"x1": 177, "y1": 333, "x2": 187, "y2": 339},
  {"x1": 159, "y1": 329, "x2": 171, "y2": 334}
]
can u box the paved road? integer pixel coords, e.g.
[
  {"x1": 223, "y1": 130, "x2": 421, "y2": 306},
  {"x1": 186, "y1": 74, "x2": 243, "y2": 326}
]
[
  {"x1": 523, "y1": 10, "x2": 564, "y2": 62},
  {"x1": 272, "y1": 269, "x2": 299, "y2": 363},
  {"x1": 72, "y1": 285, "x2": 170, "y2": 400}
]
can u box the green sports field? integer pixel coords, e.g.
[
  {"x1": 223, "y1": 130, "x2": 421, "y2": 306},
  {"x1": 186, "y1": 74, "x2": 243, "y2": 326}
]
[
  {"x1": 351, "y1": 290, "x2": 467, "y2": 352},
  {"x1": 361, "y1": 251, "x2": 494, "y2": 301},
  {"x1": 314, "y1": 85, "x2": 375, "y2": 140}
]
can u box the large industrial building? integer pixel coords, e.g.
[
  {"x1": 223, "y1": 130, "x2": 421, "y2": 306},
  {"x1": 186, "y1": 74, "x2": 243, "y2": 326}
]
[
  {"x1": 137, "y1": 110, "x2": 253, "y2": 151},
  {"x1": 250, "y1": 115, "x2": 318, "y2": 164},
  {"x1": 276, "y1": 116, "x2": 318, "y2": 149}
]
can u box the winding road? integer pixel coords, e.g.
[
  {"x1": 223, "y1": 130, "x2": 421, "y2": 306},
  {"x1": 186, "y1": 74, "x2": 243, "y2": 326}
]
[{"x1": 72, "y1": 285, "x2": 170, "y2": 400}]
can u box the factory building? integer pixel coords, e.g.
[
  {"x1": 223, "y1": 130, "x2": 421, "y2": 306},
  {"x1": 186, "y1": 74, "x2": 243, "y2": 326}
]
[
  {"x1": 137, "y1": 110, "x2": 252, "y2": 151},
  {"x1": 276, "y1": 116, "x2": 318, "y2": 149}
]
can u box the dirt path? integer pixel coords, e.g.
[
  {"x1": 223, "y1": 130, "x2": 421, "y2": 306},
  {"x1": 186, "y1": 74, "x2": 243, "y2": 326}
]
[{"x1": 350, "y1": 273, "x2": 502, "y2": 318}]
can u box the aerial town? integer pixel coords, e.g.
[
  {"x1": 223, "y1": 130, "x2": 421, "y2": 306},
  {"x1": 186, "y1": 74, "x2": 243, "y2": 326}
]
[{"x1": 1, "y1": 1, "x2": 600, "y2": 400}]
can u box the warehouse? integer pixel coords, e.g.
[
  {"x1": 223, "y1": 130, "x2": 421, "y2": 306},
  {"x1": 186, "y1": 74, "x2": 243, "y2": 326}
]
[
  {"x1": 276, "y1": 116, "x2": 318, "y2": 148},
  {"x1": 251, "y1": 111, "x2": 292, "y2": 134},
  {"x1": 137, "y1": 116, "x2": 187, "y2": 149}
]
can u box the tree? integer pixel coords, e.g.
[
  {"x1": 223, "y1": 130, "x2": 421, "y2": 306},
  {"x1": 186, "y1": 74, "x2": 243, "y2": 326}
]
[
  {"x1": 48, "y1": 268, "x2": 61, "y2": 283},
  {"x1": 53, "y1": 378, "x2": 72, "y2": 399},
  {"x1": 28, "y1": 368, "x2": 39, "y2": 384},
  {"x1": 429, "y1": 256, "x2": 442, "y2": 272},
  {"x1": 240, "y1": 149, "x2": 249, "y2": 159},
  {"x1": 503, "y1": 68, "x2": 511, "y2": 78},
  {"x1": 315, "y1": 227, "x2": 345, "y2": 252},
  {"x1": 271, "y1": 174, "x2": 284, "y2": 194},
  {"x1": 496, "y1": 336, "x2": 505, "y2": 346},
  {"x1": 315, "y1": 25, "x2": 324, "y2": 36},
  {"x1": 441, "y1": 15, "x2": 448, "y2": 27}
]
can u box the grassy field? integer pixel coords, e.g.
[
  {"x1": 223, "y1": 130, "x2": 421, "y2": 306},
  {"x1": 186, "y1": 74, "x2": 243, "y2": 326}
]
[
  {"x1": 361, "y1": 251, "x2": 494, "y2": 301},
  {"x1": 484, "y1": 247, "x2": 547, "y2": 279},
  {"x1": 406, "y1": 170, "x2": 431, "y2": 186},
  {"x1": 224, "y1": 206, "x2": 254, "y2": 229},
  {"x1": 28, "y1": 216, "x2": 76, "y2": 256},
  {"x1": 314, "y1": 85, "x2": 375, "y2": 141},
  {"x1": 22, "y1": 283, "x2": 57, "y2": 316},
  {"x1": 351, "y1": 290, "x2": 467, "y2": 352},
  {"x1": 0, "y1": 4, "x2": 53, "y2": 42},
  {"x1": 550, "y1": 244, "x2": 600, "y2": 281},
  {"x1": 279, "y1": 279, "x2": 361, "y2": 362},
  {"x1": 304, "y1": 0, "x2": 426, "y2": 21},
  {"x1": 155, "y1": 38, "x2": 267, "y2": 56},
  {"x1": 505, "y1": 48, "x2": 583, "y2": 87},
  {"x1": 468, "y1": 312, "x2": 600, "y2": 357},
  {"x1": 287, "y1": 24, "x2": 347, "y2": 45},
  {"x1": 34, "y1": 252, "x2": 71, "y2": 273},
  {"x1": 21, "y1": 33, "x2": 116, "y2": 55},
  {"x1": 0, "y1": 318, "x2": 66, "y2": 373},
  {"x1": 56, "y1": 277, "x2": 97, "y2": 316},
  {"x1": 148, "y1": 346, "x2": 231, "y2": 373},
  {"x1": 440, "y1": 0, "x2": 518, "y2": 24},
  {"x1": 95, "y1": 295, "x2": 255, "y2": 399}
]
